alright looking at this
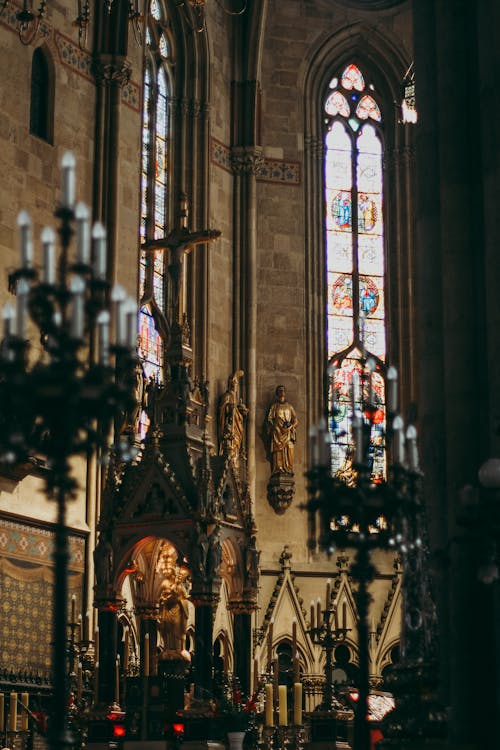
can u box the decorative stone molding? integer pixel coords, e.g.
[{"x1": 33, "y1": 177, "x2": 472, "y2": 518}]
[
  {"x1": 92, "y1": 55, "x2": 132, "y2": 88},
  {"x1": 267, "y1": 473, "x2": 295, "y2": 515},
  {"x1": 230, "y1": 146, "x2": 265, "y2": 176},
  {"x1": 211, "y1": 138, "x2": 301, "y2": 185}
]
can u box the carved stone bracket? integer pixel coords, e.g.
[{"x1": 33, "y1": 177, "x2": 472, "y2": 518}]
[
  {"x1": 267, "y1": 473, "x2": 295, "y2": 514},
  {"x1": 91, "y1": 55, "x2": 132, "y2": 87},
  {"x1": 230, "y1": 146, "x2": 265, "y2": 176}
]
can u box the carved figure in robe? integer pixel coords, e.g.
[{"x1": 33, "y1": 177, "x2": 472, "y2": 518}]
[
  {"x1": 191, "y1": 523, "x2": 210, "y2": 581},
  {"x1": 93, "y1": 531, "x2": 114, "y2": 588},
  {"x1": 158, "y1": 569, "x2": 190, "y2": 660},
  {"x1": 245, "y1": 535, "x2": 260, "y2": 589},
  {"x1": 265, "y1": 385, "x2": 298, "y2": 475},
  {"x1": 218, "y1": 370, "x2": 248, "y2": 466},
  {"x1": 206, "y1": 526, "x2": 223, "y2": 580}
]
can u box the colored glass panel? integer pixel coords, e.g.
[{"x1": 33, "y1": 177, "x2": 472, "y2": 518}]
[
  {"x1": 159, "y1": 34, "x2": 169, "y2": 58},
  {"x1": 150, "y1": 0, "x2": 161, "y2": 20},
  {"x1": 138, "y1": 305, "x2": 163, "y2": 378},
  {"x1": 153, "y1": 249, "x2": 164, "y2": 308},
  {"x1": 329, "y1": 191, "x2": 352, "y2": 231},
  {"x1": 328, "y1": 316, "x2": 353, "y2": 357},
  {"x1": 358, "y1": 235, "x2": 383, "y2": 276},
  {"x1": 356, "y1": 95, "x2": 381, "y2": 122},
  {"x1": 341, "y1": 64, "x2": 365, "y2": 92},
  {"x1": 363, "y1": 318, "x2": 386, "y2": 359},
  {"x1": 331, "y1": 273, "x2": 354, "y2": 314},
  {"x1": 325, "y1": 90, "x2": 350, "y2": 118},
  {"x1": 327, "y1": 232, "x2": 353, "y2": 274},
  {"x1": 359, "y1": 276, "x2": 381, "y2": 317}
]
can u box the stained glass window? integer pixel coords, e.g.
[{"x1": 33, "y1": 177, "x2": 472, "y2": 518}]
[
  {"x1": 324, "y1": 63, "x2": 387, "y2": 480},
  {"x1": 138, "y1": 0, "x2": 173, "y2": 437}
]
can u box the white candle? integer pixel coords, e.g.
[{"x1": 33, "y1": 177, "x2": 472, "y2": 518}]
[
  {"x1": 278, "y1": 685, "x2": 287, "y2": 726},
  {"x1": 386, "y1": 365, "x2": 398, "y2": 414},
  {"x1": 123, "y1": 297, "x2": 138, "y2": 350},
  {"x1": 61, "y1": 151, "x2": 76, "y2": 209},
  {"x1": 16, "y1": 278, "x2": 30, "y2": 339},
  {"x1": 41, "y1": 226, "x2": 56, "y2": 284},
  {"x1": 406, "y1": 425, "x2": 419, "y2": 470},
  {"x1": 264, "y1": 683, "x2": 273, "y2": 726},
  {"x1": 393, "y1": 415, "x2": 405, "y2": 465},
  {"x1": 97, "y1": 310, "x2": 110, "y2": 365},
  {"x1": 75, "y1": 202, "x2": 90, "y2": 264},
  {"x1": 70, "y1": 276, "x2": 85, "y2": 340},
  {"x1": 92, "y1": 222, "x2": 107, "y2": 280},
  {"x1": 17, "y1": 210, "x2": 33, "y2": 269},
  {"x1": 293, "y1": 683, "x2": 302, "y2": 726}
]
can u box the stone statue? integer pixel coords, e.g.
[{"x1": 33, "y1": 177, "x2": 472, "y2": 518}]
[
  {"x1": 245, "y1": 535, "x2": 260, "y2": 588},
  {"x1": 93, "y1": 531, "x2": 114, "y2": 588},
  {"x1": 191, "y1": 523, "x2": 210, "y2": 581},
  {"x1": 266, "y1": 385, "x2": 298, "y2": 475},
  {"x1": 206, "y1": 526, "x2": 223, "y2": 579},
  {"x1": 218, "y1": 370, "x2": 248, "y2": 466}
]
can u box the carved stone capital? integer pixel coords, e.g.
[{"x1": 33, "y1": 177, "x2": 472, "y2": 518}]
[
  {"x1": 267, "y1": 473, "x2": 295, "y2": 514},
  {"x1": 228, "y1": 596, "x2": 258, "y2": 614},
  {"x1": 230, "y1": 146, "x2": 265, "y2": 176},
  {"x1": 92, "y1": 55, "x2": 131, "y2": 87}
]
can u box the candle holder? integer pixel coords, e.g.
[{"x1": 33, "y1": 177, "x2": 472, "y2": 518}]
[{"x1": 0, "y1": 152, "x2": 139, "y2": 750}]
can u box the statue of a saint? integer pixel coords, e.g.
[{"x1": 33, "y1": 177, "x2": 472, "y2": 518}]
[
  {"x1": 93, "y1": 531, "x2": 114, "y2": 588},
  {"x1": 158, "y1": 568, "x2": 190, "y2": 660},
  {"x1": 191, "y1": 523, "x2": 210, "y2": 581},
  {"x1": 245, "y1": 535, "x2": 260, "y2": 589},
  {"x1": 266, "y1": 385, "x2": 298, "y2": 475},
  {"x1": 206, "y1": 527, "x2": 223, "y2": 579},
  {"x1": 218, "y1": 370, "x2": 248, "y2": 466}
]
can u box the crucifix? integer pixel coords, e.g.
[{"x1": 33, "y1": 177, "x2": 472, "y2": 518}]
[{"x1": 142, "y1": 193, "x2": 221, "y2": 331}]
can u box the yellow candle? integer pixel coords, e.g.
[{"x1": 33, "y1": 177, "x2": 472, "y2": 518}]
[
  {"x1": 278, "y1": 685, "x2": 287, "y2": 726},
  {"x1": 264, "y1": 684, "x2": 274, "y2": 726},
  {"x1": 144, "y1": 633, "x2": 150, "y2": 676},
  {"x1": 20, "y1": 693, "x2": 28, "y2": 731},
  {"x1": 0, "y1": 693, "x2": 4, "y2": 732},
  {"x1": 9, "y1": 692, "x2": 17, "y2": 731},
  {"x1": 293, "y1": 683, "x2": 302, "y2": 726}
]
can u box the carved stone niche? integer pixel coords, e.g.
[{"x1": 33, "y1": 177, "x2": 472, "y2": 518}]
[{"x1": 267, "y1": 473, "x2": 295, "y2": 515}]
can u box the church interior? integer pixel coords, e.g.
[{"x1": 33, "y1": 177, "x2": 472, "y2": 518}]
[{"x1": 0, "y1": 1, "x2": 499, "y2": 749}]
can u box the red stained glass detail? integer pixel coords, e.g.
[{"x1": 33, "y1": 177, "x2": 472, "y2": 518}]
[
  {"x1": 341, "y1": 64, "x2": 365, "y2": 92},
  {"x1": 356, "y1": 95, "x2": 381, "y2": 122},
  {"x1": 332, "y1": 274, "x2": 353, "y2": 313},
  {"x1": 325, "y1": 90, "x2": 350, "y2": 117}
]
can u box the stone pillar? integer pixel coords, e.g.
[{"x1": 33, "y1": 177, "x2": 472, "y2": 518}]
[
  {"x1": 229, "y1": 603, "x2": 255, "y2": 697},
  {"x1": 192, "y1": 594, "x2": 218, "y2": 699}
]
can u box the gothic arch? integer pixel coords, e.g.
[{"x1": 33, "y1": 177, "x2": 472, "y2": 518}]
[
  {"x1": 303, "y1": 22, "x2": 417, "y2": 435},
  {"x1": 29, "y1": 42, "x2": 55, "y2": 144}
]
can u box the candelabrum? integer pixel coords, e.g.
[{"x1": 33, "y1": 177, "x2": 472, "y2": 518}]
[
  {"x1": 307, "y1": 579, "x2": 350, "y2": 713},
  {"x1": 0, "y1": 152, "x2": 139, "y2": 750},
  {"x1": 306, "y1": 356, "x2": 440, "y2": 750}
]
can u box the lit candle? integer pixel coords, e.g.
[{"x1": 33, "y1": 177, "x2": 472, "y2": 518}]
[
  {"x1": 9, "y1": 692, "x2": 17, "y2": 731},
  {"x1": 264, "y1": 684, "x2": 274, "y2": 726},
  {"x1": 92, "y1": 222, "x2": 107, "y2": 280},
  {"x1": 41, "y1": 226, "x2": 56, "y2": 284},
  {"x1": 20, "y1": 692, "x2": 28, "y2": 731},
  {"x1": 144, "y1": 633, "x2": 150, "y2": 677},
  {"x1": 85, "y1": 610, "x2": 91, "y2": 641},
  {"x1": 75, "y1": 202, "x2": 90, "y2": 264},
  {"x1": 71, "y1": 594, "x2": 76, "y2": 623},
  {"x1": 0, "y1": 692, "x2": 4, "y2": 732},
  {"x1": 293, "y1": 683, "x2": 302, "y2": 726},
  {"x1": 61, "y1": 151, "x2": 76, "y2": 209},
  {"x1": 115, "y1": 655, "x2": 120, "y2": 703},
  {"x1": 278, "y1": 685, "x2": 287, "y2": 726},
  {"x1": 267, "y1": 619, "x2": 274, "y2": 669},
  {"x1": 17, "y1": 210, "x2": 33, "y2": 269},
  {"x1": 78, "y1": 614, "x2": 83, "y2": 642}
]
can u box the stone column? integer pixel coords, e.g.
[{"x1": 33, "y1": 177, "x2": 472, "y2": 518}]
[
  {"x1": 229, "y1": 601, "x2": 256, "y2": 697},
  {"x1": 95, "y1": 598, "x2": 122, "y2": 705},
  {"x1": 192, "y1": 592, "x2": 219, "y2": 699}
]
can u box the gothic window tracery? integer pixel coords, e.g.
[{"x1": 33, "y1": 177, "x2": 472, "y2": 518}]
[{"x1": 324, "y1": 63, "x2": 387, "y2": 480}]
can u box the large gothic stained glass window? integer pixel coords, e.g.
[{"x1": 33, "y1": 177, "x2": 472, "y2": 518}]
[
  {"x1": 138, "y1": 0, "x2": 172, "y2": 435},
  {"x1": 324, "y1": 63, "x2": 387, "y2": 480}
]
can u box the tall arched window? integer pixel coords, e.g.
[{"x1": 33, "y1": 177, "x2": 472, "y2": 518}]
[
  {"x1": 325, "y1": 63, "x2": 387, "y2": 479},
  {"x1": 138, "y1": 0, "x2": 173, "y2": 434},
  {"x1": 30, "y1": 46, "x2": 53, "y2": 143}
]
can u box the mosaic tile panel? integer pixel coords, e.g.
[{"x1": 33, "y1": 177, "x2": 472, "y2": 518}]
[
  {"x1": 0, "y1": 518, "x2": 85, "y2": 572},
  {"x1": 55, "y1": 32, "x2": 93, "y2": 80}
]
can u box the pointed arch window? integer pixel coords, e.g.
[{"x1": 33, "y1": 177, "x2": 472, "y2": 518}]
[
  {"x1": 325, "y1": 63, "x2": 387, "y2": 480},
  {"x1": 30, "y1": 47, "x2": 53, "y2": 143},
  {"x1": 138, "y1": 1, "x2": 173, "y2": 435}
]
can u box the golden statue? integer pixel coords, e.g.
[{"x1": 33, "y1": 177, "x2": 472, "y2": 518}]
[
  {"x1": 218, "y1": 370, "x2": 248, "y2": 466},
  {"x1": 266, "y1": 385, "x2": 298, "y2": 475},
  {"x1": 157, "y1": 543, "x2": 191, "y2": 661}
]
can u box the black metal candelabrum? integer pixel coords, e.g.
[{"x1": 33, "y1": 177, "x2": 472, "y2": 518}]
[
  {"x1": 0, "y1": 152, "x2": 139, "y2": 750},
  {"x1": 307, "y1": 580, "x2": 350, "y2": 712},
  {"x1": 306, "y1": 355, "x2": 438, "y2": 750}
]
